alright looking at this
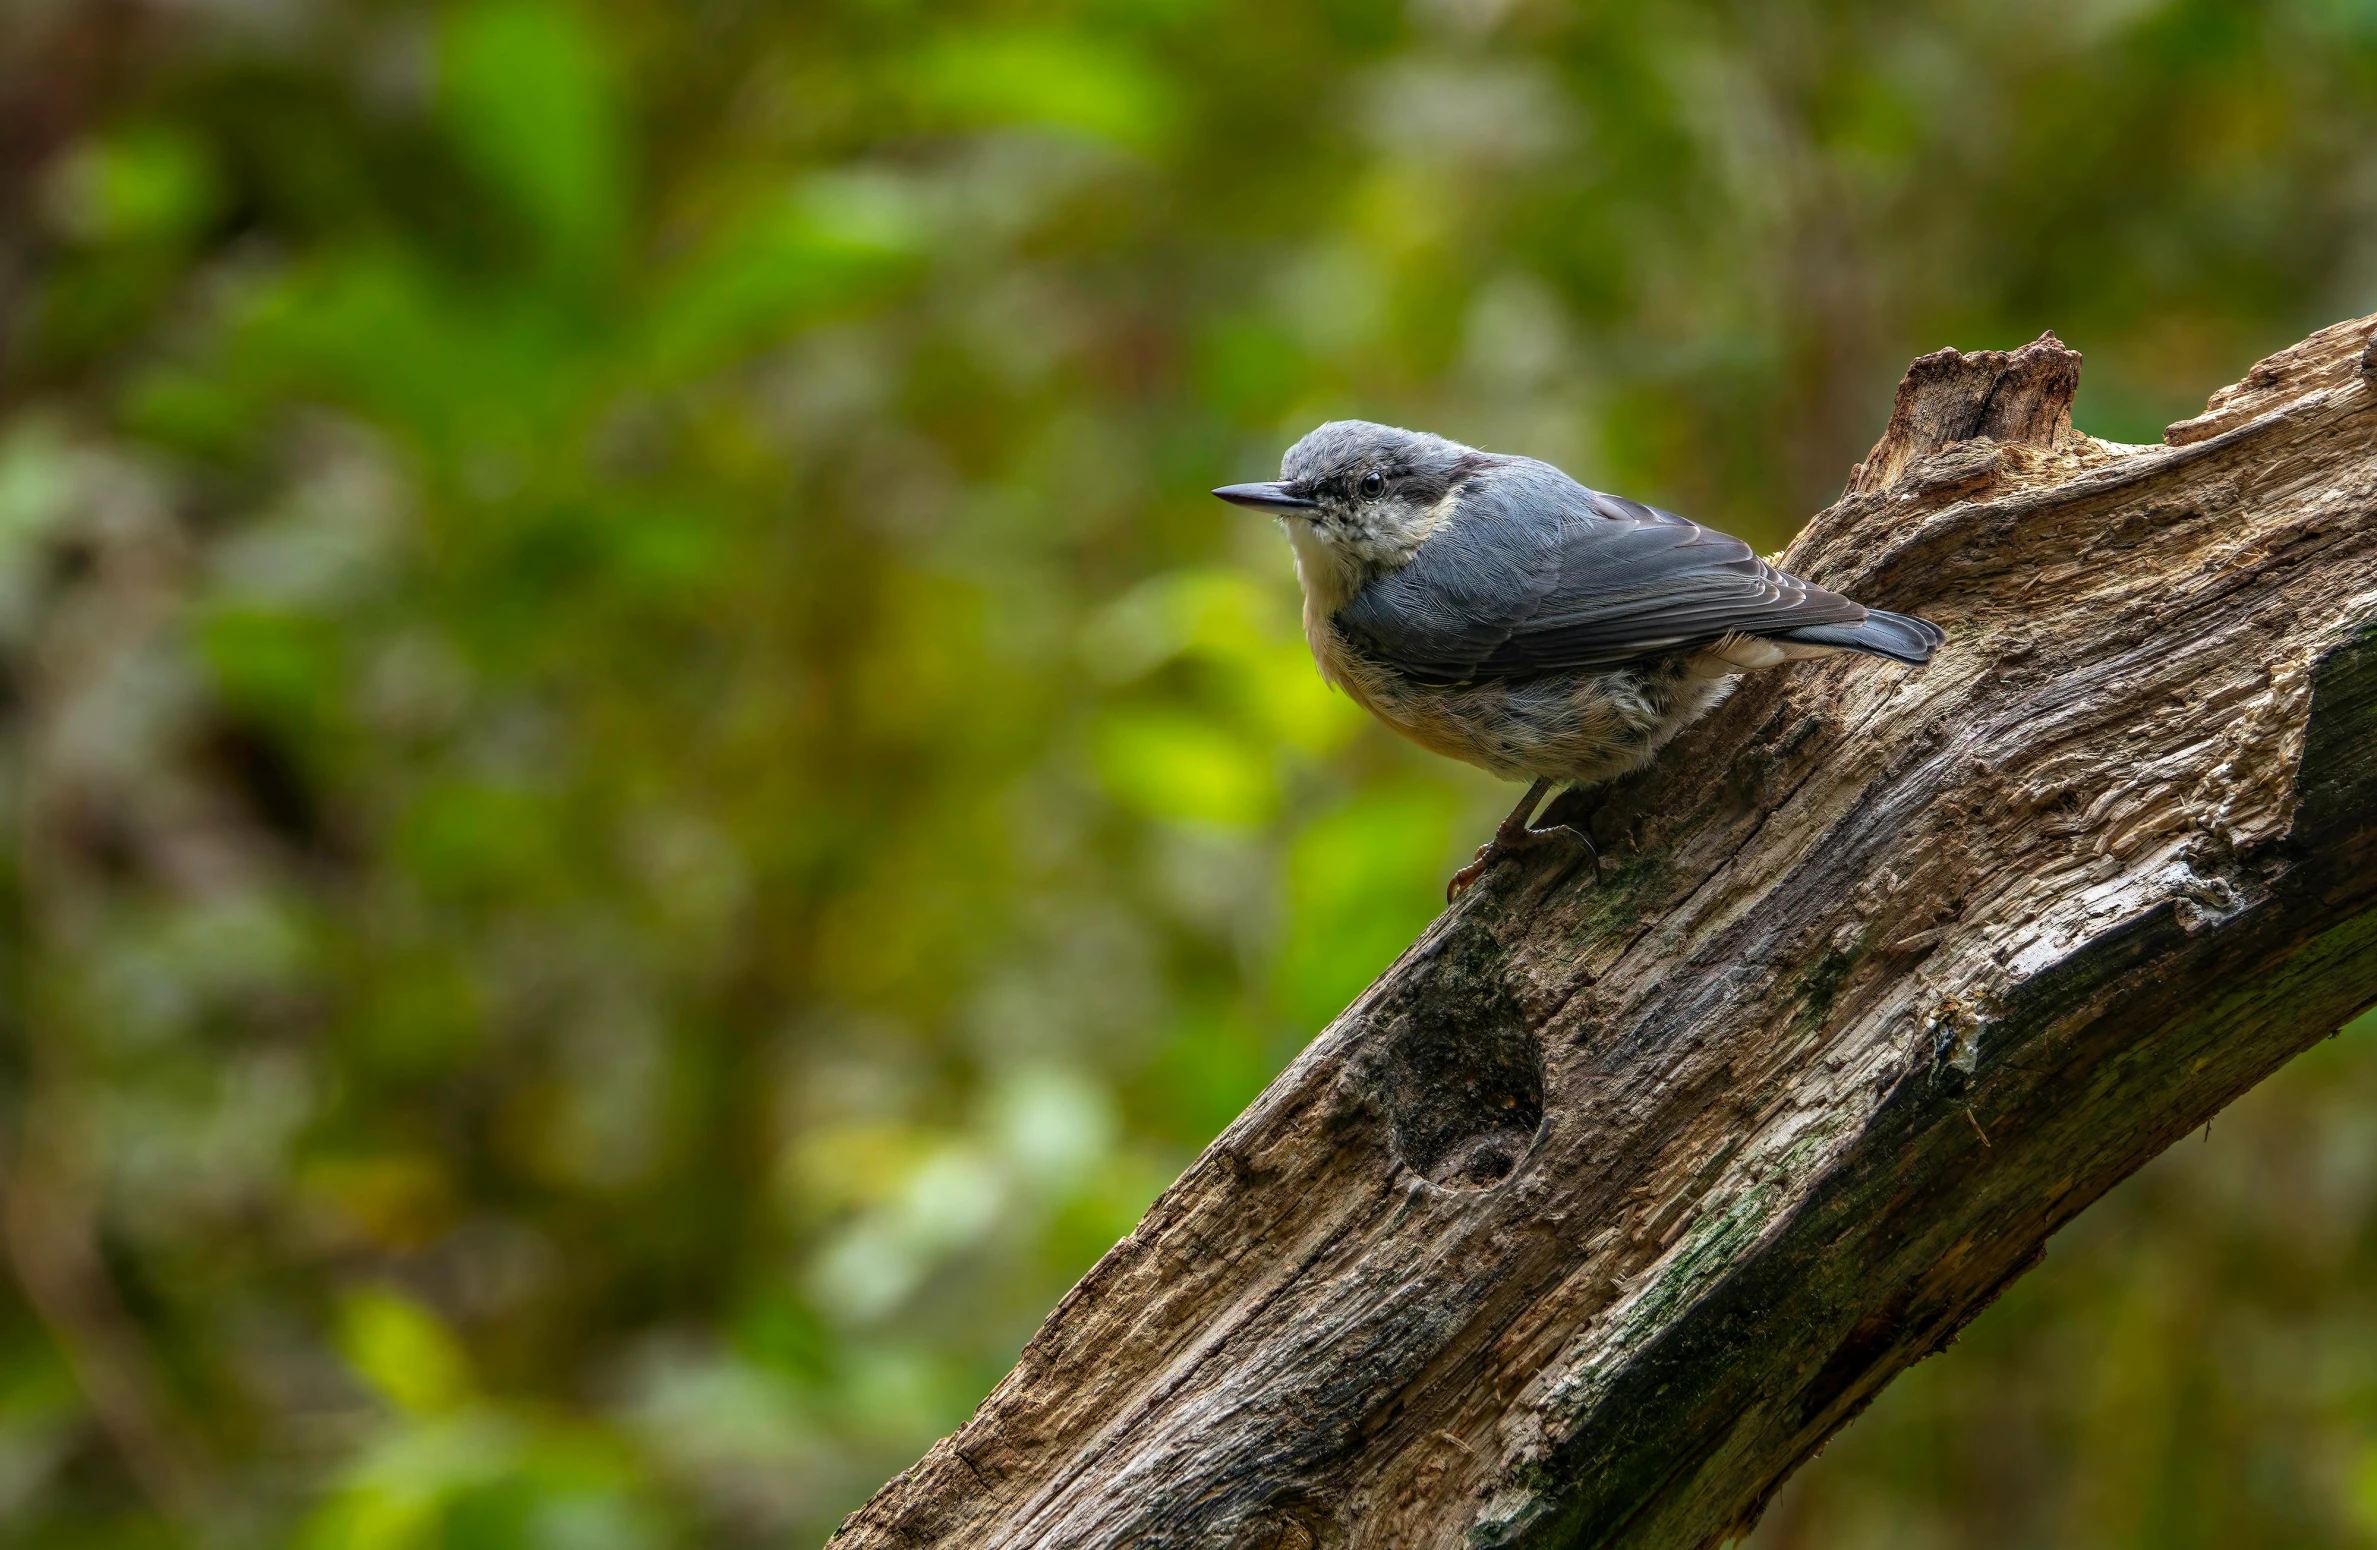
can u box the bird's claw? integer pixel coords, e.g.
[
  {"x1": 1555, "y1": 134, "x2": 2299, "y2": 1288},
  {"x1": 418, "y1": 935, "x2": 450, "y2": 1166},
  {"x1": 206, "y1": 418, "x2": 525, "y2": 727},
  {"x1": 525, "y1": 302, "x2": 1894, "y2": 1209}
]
[
  {"x1": 1446, "y1": 845, "x2": 1495, "y2": 901},
  {"x1": 1446, "y1": 823, "x2": 1597, "y2": 901}
]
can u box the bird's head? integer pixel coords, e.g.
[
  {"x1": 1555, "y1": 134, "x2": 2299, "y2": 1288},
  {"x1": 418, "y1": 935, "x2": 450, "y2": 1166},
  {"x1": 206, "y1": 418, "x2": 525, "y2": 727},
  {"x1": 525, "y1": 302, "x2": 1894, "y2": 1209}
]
[{"x1": 1213, "y1": 421, "x2": 1492, "y2": 613}]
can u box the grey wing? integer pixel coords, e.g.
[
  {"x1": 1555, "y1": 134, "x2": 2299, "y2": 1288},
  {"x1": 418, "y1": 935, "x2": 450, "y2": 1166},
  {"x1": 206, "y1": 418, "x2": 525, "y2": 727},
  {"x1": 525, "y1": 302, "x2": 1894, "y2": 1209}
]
[
  {"x1": 1334, "y1": 466, "x2": 1869, "y2": 685},
  {"x1": 1474, "y1": 489, "x2": 1870, "y2": 677}
]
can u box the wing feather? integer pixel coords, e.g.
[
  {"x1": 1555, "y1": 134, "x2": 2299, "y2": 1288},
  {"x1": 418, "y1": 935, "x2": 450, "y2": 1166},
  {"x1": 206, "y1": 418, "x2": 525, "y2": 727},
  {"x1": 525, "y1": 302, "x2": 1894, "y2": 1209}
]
[{"x1": 1333, "y1": 463, "x2": 1868, "y2": 684}]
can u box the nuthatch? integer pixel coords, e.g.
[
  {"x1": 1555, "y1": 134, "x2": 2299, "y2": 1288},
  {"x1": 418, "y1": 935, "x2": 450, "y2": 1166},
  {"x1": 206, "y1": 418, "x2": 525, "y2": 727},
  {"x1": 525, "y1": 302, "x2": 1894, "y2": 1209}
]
[{"x1": 1215, "y1": 421, "x2": 1943, "y2": 899}]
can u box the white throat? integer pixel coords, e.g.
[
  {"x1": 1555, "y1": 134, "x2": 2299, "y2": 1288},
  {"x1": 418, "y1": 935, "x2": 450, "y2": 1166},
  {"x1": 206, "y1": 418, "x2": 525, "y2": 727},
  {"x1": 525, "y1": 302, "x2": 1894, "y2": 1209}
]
[
  {"x1": 1284, "y1": 519, "x2": 1362, "y2": 616},
  {"x1": 1281, "y1": 488, "x2": 1461, "y2": 619}
]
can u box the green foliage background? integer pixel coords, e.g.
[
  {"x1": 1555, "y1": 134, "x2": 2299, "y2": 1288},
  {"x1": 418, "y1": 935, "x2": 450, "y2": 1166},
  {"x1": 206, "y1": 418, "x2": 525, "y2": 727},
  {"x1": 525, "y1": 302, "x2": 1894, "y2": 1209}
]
[{"x1": 0, "y1": 0, "x2": 2374, "y2": 1545}]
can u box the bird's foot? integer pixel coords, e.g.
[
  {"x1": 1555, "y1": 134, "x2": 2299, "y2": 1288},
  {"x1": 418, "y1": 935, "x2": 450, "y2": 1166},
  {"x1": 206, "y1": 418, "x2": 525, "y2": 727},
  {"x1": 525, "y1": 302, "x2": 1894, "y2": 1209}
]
[{"x1": 1446, "y1": 821, "x2": 1597, "y2": 902}]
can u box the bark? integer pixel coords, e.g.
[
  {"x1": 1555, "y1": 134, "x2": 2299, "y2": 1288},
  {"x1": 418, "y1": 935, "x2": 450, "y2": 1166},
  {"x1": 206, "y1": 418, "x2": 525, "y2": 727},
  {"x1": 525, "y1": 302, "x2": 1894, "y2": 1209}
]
[{"x1": 829, "y1": 314, "x2": 2377, "y2": 1550}]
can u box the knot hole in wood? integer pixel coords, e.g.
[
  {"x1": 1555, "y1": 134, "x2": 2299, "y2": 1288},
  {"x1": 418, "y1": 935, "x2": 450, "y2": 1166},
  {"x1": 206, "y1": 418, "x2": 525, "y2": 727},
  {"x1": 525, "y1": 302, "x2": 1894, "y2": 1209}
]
[{"x1": 1377, "y1": 1004, "x2": 1544, "y2": 1191}]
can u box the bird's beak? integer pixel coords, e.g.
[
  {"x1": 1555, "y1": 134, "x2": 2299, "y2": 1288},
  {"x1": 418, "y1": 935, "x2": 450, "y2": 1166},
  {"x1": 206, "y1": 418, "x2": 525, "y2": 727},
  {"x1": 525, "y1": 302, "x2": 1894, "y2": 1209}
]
[{"x1": 1212, "y1": 481, "x2": 1316, "y2": 513}]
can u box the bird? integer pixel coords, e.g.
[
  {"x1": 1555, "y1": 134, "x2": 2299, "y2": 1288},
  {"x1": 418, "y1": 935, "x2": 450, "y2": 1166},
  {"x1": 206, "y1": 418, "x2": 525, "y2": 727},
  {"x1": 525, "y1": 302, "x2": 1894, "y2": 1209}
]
[{"x1": 1213, "y1": 421, "x2": 1943, "y2": 900}]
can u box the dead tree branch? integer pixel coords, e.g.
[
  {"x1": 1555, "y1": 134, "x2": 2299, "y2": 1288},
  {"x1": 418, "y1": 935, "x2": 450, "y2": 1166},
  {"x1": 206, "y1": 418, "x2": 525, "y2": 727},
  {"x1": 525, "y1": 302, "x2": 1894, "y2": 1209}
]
[{"x1": 831, "y1": 314, "x2": 2377, "y2": 1550}]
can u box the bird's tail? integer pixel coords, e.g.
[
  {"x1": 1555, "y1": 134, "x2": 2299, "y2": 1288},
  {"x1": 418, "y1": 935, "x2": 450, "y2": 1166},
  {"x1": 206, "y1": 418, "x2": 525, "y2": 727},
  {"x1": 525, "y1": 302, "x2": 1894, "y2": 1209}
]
[{"x1": 1777, "y1": 608, "x2": 1945, "y2": 666}]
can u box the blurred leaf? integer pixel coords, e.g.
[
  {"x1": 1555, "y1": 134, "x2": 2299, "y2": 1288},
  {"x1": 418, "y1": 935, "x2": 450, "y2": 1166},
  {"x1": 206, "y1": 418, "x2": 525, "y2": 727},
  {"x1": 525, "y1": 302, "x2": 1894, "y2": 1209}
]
[
  {"x1": 1277, "y1": 787, "x2": 1460, "y2": 1029},
  {"x1": 43, "y1": 126, "x2": 222, "y2": 246},
  {"x1": 907, "y1": 27, "x2": 1181, "y2": 150},
  {"x1": 781, "y1": 1121, "x2": 934, "y2": 1217},
  {"x1": 1091, "y1": 707, "x2": 1278, "y2": 829},
  {"x1": 808, "y1": 1145, "x2": 1010, "y2": 1325},
  {"x1": 339, "y1": 1287, "x2": 474, "y2": 1416},
  {"x1": 987, "y1": 1066, "x2": 1116, "y2": 1184},
  {"x1": 438, "y1": 0, "x2": 626, "y2": 270},
  {"x1": 640, "y1": 174, "x2": 931, "y2": 376},
  {"x1": 304, "y1": 1153, "x2": 459, "y2": 1250},
  {"x1": 199, "y1": 604, "x2": 346, "y2": 730}
]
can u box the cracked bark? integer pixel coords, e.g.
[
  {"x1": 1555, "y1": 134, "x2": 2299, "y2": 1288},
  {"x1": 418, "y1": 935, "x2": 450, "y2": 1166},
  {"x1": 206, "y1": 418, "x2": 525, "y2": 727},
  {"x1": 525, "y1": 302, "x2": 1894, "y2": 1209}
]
[{"x1": 828, "y1": 314, "x2": 2377, "y2": 1550}]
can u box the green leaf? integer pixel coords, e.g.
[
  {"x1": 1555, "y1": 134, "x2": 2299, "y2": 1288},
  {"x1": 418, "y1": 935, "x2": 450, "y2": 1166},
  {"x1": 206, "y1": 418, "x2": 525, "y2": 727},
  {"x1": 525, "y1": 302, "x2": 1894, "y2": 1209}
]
[
  {"x1": 439, "y1": 0, "x2": 626, "y2": 269},
  {"x1": 45, "y1": 126, "x2": 222, "y2": 246},
  {"x1": 338, "y1": 1287, "x2": 474, "y2": 1416},
  {"x1": 907, "y1": 27, "x2": 1180, "y2": 150},
  {"x1": 1276, "y1": 787, "x2": 1460, "y2": 1028},
  {"x1": 1092, "y1": 708, "x2": 1278, "y2": 829}
]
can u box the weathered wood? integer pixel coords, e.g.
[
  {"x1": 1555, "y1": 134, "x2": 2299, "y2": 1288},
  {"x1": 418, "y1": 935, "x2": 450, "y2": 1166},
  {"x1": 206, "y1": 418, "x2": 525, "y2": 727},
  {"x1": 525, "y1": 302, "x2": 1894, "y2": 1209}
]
[
  {"x1": 1844, "y1": 329, "x2": 2080, "y2": 494},
  {"x1": 829, "y1": 314, "x2": 2377, "y2": 1550}
]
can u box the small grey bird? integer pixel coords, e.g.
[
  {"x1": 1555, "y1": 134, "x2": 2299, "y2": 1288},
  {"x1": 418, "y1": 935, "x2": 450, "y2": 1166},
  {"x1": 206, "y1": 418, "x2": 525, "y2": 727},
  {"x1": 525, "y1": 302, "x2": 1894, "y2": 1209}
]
[{"x1": 1214, "y1": 421, "x2": 1943, "y2": 899}]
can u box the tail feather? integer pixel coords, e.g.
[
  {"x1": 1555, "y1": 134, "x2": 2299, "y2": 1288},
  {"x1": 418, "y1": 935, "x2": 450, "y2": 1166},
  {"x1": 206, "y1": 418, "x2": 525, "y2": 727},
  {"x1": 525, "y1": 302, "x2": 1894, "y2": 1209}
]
[{"x1": 1777, "y1": 608, "x2": 1944, "y2": 666}]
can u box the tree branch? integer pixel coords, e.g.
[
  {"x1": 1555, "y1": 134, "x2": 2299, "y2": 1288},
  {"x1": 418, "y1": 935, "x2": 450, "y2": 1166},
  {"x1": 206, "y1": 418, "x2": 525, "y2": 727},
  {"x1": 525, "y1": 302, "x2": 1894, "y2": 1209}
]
[{"x1": 830, "y1": 313, "x2": 2377, "y2": 1550}]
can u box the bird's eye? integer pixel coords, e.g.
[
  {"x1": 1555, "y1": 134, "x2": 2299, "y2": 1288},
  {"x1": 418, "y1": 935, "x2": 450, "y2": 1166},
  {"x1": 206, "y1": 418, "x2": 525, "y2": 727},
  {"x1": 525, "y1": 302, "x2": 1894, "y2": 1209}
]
[{"x1": 1359, "y1": 470, "x2": 1387, "y2": 500}]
